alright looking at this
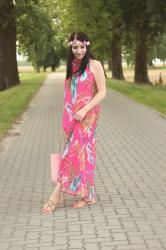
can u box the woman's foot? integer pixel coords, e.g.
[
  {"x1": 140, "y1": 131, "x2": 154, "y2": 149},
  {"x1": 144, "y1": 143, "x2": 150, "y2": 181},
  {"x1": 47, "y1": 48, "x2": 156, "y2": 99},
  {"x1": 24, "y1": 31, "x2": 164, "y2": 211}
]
[
  {"x1": 41, "y1": 183, "x2": 63, "y2": 213},
  {"x1": 41, "y1": 193, "x2": 61, "y2": 213},
  {"x1": 72, "y1": 199, "x2": 95, "y2": 208}
]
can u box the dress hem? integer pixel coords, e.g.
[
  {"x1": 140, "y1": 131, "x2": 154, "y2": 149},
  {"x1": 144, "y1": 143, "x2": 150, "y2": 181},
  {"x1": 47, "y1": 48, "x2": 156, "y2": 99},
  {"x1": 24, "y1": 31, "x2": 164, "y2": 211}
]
[{"x1": 56, "y1": 181, "x2": 95, "y2": 203}]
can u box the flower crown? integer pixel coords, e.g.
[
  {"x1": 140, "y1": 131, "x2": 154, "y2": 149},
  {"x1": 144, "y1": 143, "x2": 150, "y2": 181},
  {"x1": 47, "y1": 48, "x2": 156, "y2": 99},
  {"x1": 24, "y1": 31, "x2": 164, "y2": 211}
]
[{"x1": 68, "y1": 40, "x2": 90, "y2": 46}]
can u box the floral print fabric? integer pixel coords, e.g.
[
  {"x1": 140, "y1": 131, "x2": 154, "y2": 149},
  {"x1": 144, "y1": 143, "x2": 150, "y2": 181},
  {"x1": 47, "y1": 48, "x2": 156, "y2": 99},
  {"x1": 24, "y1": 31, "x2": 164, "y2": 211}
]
[{"x1": 57, "y1": 62, "x2": 100, "y2": 202}]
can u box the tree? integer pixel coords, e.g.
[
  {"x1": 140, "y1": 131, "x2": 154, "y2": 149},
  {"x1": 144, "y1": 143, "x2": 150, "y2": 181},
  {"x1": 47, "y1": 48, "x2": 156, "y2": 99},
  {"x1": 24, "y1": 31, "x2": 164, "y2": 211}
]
[
  {"x1": 120, "y1": 0, "x2": 166, "y2": 84},
  {"x1": 17, "y1": 1, "x2": 53, "y2": 72},
  {"x1": 155, "y1": 33, "x2": 166, "y2": 65},
  {"x1": 42, "y1": 46, "x2": 60, "y2": 72},
  {"x1": 148, "y1": 33, "x2": 166, "y2": 66},
  {"x1": 104, "y1": 0, "x2": 124, "y2": 80},
  {"x1": 56, "y1": 0, "x2": 124, "y2": 79},
  {"x1": 0, "y1": 0, "x2": 20, "y2": 91},
  {"x1": 123, "y1": 46, "x2": 134, "y2": 67},
  {"x1": 15, "y1": 0, "x2": 62, "y2": 72}
]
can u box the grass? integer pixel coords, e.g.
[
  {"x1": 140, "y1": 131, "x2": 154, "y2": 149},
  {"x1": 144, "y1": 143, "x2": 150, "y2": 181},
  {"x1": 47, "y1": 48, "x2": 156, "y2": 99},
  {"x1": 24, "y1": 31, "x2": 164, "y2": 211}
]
[
  {"x1": 107, "y1": 78, "x2": 166, "y2": 115},
  {"x1": 150, "y1": 66, "x2": 166, "y2": 70},
  {"x1": 0, "y1": 72, "x2": 48, "y2": 139}
]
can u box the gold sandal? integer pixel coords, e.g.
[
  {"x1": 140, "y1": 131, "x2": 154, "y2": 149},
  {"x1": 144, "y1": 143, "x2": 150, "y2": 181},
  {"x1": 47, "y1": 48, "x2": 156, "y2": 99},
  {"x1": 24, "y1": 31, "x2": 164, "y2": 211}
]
[
  {"x1": 41, "y1": 196, "x2": 61, "y2": 213},
  {"x1": 72, "y1": 199, "x2": 95, "y2": 208}
]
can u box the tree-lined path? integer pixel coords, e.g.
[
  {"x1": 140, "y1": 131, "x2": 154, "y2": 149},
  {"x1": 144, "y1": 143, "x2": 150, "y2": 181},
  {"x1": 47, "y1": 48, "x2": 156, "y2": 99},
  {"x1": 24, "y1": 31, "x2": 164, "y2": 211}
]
[
  {"x1": 0, "y1": 73, "x2": 166, "y2": 250},
  {"x1": 1, "y1": 0, "x2": 165, "y2": 90}
]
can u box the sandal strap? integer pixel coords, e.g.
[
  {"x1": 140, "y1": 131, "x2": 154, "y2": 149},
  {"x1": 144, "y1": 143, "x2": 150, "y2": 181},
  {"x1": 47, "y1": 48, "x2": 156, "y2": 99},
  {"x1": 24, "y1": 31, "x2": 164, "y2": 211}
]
[
  {"x1": 47, "y1": 199, "x2": 59, "y2": 206},
  {"x1": 73, "y1": 199, "x2": 95, "y2": 208},
  {"x1": 41, "y1": 202, "x2": 56, "y2": 212},
  {"x1": 42, "y1": 198, "x2": 59, "y2": 209},
  {"x1": 81, "y1": 198, "x2": 95, "y2": 204}
]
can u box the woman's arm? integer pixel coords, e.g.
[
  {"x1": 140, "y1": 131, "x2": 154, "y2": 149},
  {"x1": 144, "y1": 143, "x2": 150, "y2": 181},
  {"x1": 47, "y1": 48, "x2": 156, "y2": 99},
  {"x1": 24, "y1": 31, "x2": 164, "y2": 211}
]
[
  {"x1": 74, "y1": 60, "x2": 106, "y2": 121},
  {"x1": 84, "y1": 60, "x2": 106, "y2": 112}
]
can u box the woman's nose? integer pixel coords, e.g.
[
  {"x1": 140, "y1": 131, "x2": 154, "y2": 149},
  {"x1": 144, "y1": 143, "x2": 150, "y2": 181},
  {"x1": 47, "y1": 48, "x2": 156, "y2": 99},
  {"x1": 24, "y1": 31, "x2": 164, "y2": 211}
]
[{"x1": 77, "y1": 47, "x2": 81, "y2": 52}]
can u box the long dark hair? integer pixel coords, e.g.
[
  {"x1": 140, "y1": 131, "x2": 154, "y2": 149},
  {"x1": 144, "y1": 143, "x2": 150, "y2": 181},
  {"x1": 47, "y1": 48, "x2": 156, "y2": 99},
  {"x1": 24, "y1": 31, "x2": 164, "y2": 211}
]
[{"x1": 66, "y1": 31, "x2": 95, "y2": 80}]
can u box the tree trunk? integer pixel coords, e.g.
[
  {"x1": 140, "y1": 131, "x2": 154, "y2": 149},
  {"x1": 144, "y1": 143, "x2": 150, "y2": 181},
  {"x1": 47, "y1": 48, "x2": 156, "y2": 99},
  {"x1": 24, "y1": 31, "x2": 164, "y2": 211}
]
[
  {"x1": 108, "y1": 59, "x2": 112, "y2": 70},
  {"x1": 0, "y1": 0, "x2": 20, "y2": 91},
  {"x1": 0, "y1": 28, "x2": 20, "y2": 91},
  {"x1": 36, "y1": 65, "x2": 40, "y2": 73},
  {"x1": 51, "y1": 66, "x2": 55, "y2": 72},
  {"x1": 134, "y1": 33, "x2": 150, "y2": 84},
  {"x1": 148, "y1": 60, "x2": 153, "y2": 67},
  {"x1": 111, "y1": 33, "x2": 124, "y2": 80},
  {"x1": 101, "y1": 61, "x2": 107, "y2": 77}
]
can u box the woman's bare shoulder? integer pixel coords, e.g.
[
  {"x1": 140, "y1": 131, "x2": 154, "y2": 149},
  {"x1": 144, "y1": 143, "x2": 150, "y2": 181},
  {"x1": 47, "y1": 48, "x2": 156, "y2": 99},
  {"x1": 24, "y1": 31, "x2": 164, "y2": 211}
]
[
  {"x1": 89, "y1": 59, "x2": 102, "y2": 67},
  {"x1": 89, "y1": 59, "x2": 103, "y2": 73}
]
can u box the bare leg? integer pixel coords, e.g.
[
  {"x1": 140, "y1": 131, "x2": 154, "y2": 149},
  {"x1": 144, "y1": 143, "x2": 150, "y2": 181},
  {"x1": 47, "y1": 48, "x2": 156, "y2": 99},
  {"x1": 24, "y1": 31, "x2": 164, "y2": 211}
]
[
  {"x1": 49, "y1": 182, "x2": 63, "y2": 200},
  {"x1": 41, "y1": 183, "x2": 63, "y2": 213}
]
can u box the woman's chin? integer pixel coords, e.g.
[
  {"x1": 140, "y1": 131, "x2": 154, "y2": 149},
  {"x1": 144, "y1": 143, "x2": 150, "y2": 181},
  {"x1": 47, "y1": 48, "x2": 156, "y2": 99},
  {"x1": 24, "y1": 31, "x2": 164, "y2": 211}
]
[{"x1": 75, "y1": 55, "x2": 84, "y2": 60}]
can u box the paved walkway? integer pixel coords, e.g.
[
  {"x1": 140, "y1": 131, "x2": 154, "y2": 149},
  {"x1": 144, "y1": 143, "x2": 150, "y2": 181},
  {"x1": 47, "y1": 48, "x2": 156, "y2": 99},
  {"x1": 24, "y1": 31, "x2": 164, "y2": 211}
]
[{"x1": 0, "y1": 73, "x2": 166, "y2": 250}]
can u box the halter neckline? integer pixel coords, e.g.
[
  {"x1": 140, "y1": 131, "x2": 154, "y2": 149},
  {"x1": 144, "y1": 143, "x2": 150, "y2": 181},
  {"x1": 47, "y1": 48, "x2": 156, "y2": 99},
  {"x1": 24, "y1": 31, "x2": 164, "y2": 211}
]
[{"x1": 72, "y1": 59, "x2": 82, "y2": 74}]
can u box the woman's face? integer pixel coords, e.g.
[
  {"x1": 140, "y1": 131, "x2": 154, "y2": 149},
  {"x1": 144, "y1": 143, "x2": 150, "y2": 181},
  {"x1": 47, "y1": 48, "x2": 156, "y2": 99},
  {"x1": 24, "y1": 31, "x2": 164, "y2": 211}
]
[{"x1": 71, "y1": 40, "x2": 87, "y2": 60}]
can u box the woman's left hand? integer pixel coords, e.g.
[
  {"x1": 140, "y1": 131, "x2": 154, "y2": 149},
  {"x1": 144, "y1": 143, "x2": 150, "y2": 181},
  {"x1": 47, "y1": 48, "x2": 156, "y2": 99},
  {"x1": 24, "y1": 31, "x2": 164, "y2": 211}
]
[{"x1": 74, "y1": 107, "x2": 88, "y2": 121}]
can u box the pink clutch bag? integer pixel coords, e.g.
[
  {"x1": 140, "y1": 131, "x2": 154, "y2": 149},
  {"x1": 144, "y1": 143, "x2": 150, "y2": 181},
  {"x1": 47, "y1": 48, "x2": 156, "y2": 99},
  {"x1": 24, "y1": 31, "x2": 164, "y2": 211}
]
[
  {"x1": 50, "y1": 153, "x2": 62, "y2": 184},
  {"x1": 50, "y1": 131, "x2": 65, "y2": 184}
]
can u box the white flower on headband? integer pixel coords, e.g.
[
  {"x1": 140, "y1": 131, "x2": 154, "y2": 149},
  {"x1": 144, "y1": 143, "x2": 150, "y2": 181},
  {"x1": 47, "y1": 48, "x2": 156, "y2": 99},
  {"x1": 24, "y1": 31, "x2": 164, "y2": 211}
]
[
  {"x1": 68, "y1": 41, "x2": 74, "y2": 46},
  {"x1": 85, "y1": 41, "x2": 90, "y2": 45},
  {"x1": 68, "y1": 40, "x2": 90, "y2": 46}
]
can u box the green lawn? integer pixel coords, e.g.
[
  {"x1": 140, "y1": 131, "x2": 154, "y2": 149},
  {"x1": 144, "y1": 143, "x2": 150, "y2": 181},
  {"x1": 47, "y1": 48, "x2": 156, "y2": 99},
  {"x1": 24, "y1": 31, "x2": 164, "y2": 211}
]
[
  {"x1": 107, "y1": 78, "x2": 166, "y2": 115},
  {"x1": 0, "y1": 72, "x2": 48, "y2": 139}
]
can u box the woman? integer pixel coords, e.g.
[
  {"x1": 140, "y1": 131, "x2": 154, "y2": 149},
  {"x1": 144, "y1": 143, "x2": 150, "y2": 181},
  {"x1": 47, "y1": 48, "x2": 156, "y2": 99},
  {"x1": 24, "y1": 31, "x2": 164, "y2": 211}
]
[{"x1": 41, "y1": 31, "x2": 106, "y2": 213}]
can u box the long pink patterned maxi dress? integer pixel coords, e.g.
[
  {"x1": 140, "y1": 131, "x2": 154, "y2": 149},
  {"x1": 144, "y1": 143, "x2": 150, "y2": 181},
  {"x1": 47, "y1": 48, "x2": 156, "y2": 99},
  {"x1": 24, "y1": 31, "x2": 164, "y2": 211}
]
[{"x1": 57, "y1": 61, "x2": 100, "y2": 202}]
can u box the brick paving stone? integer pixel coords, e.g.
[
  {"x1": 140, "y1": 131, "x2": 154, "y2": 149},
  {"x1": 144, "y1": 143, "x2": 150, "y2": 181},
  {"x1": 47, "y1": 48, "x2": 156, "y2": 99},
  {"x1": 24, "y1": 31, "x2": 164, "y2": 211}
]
[
  {"x1": 40, "y1": 247, "x2": 67, "y2": 250},
  {"x1": 25, "y1": 248, "x2": 39, "y2": 250},
  {"x1": 10, "y1": 247, "x2": 26, "y2": 250},
  {"x1": 0, "y1": 72, "x2": 166, "y2": 250},
  {"x1": 0, "y1": 243, "x2": 10, "y2": 250},
  {"x1": 101, "y1": 240, "x2": 130, "y2": 247},
  {"x1": 84, "y1": 243, "x2": 100, "y2": 250},
  {"x1": 128, "y1": 235, "x2": 145, "y2": 244},
  {"x1": 112, "y1": 233, "x2": 128, "y2": 241},
  {"x1": 68, "y1": 248, "x2": 83, "y2": 250},
  {"x1": 145, "y1": 238, "x2": 163, "y2": 248},
  {"x1": 116, "y1": 246, "x2": 147, "y2": 250},
  {"x1": 85, "y1": 237, "x2": 112, "y2": 243},
  {"x1": 69, "y1": 234, "x2": 97, "y2": 240},
  {"x1": 69, "y1": 240, "x2": 83, "y2": 248},
  {"x1": 96, "y1": 230, "x2": 110, "y2": 237},
  {"x1": 101, "y1": 248, "x2": 116, "y2": 250},
  {"x1": 10, "y1": 245, "x2": 25, "y2": 249}
]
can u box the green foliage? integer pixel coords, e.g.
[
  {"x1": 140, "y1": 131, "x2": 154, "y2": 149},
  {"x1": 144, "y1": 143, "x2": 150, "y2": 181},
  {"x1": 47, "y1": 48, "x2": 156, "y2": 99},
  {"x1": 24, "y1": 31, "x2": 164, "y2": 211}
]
[
  {"x1": 119, "y1": 0, "x2": 166, "y2": 41},
  {"x1": 42, "y1": 46, "x2": 60, "y2": 71},
  {"x1": 148, "y1": 33, "x2": 166, "y2": 65},
  {"x1": 1, "y1": 0, "x2": 165, "y2": 80},
  {"x1": 16, "y1": 0, "x2": 61, "y2": 71},
  {"x1": 155, "y1": 34, "x2": 166, "y2": 61},
  {"x1": 123, "y1": 46, "x2": 134, "y2": 66},
  {"x1": 56, "y1": 0, "x2": 113, "y2": 61}
]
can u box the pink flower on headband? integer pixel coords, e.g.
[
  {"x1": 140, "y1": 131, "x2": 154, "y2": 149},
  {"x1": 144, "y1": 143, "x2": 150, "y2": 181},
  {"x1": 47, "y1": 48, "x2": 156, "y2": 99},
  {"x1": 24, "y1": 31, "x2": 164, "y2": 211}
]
[{"x1": 68, "y1": 40, "x2": 90, "y2": 46}]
